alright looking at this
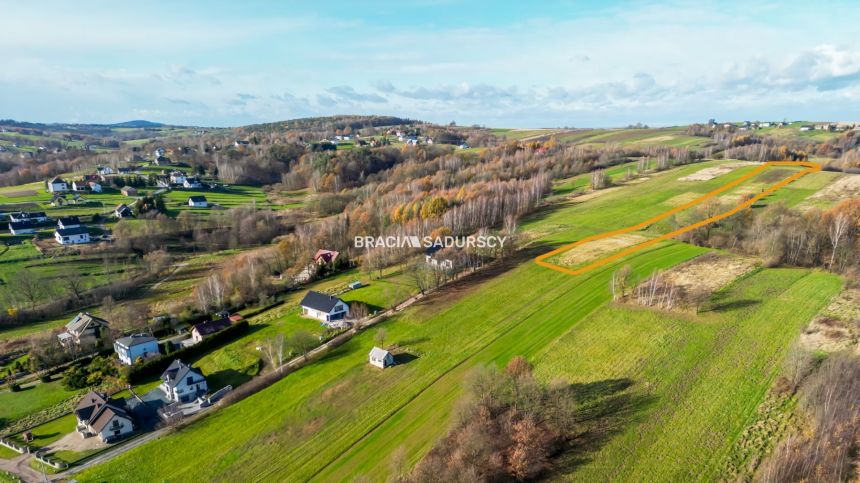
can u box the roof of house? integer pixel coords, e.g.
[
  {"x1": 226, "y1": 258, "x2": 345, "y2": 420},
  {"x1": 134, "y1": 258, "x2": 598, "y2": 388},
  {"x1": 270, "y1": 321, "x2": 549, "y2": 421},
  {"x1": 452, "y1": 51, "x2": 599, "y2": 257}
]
[
  {"x1": 300, "y1": 290, "x2": 345, "y2": 313},
  {"x1": 9, "y1": 221, "x2": 34, "y2": 230},
  {"x1": 75, "y1": 391, "x2": 109, "y2": 421},
  {"x1": 188, "y1": 195, "x2": 207, "y2": 203},
  {"x1": 313, "y1": 249, "x2": 339, "y2": 263},
  {"x1": 115, "y1": 333, "x2": 157, "y2": 348},
  {"x1": 191, "y1": 318, "x2": 231, "y2": 337},
  {"x1": 369, "y1": 347, "x2": 391, "y2": 359},
  {"x1": 66, "y1": 312, "x2": 109, "y2": 334},
  {"x1": 89, "y1": 404, "x2": 131, "y2": 433},
  {"x1": 160, "y1": 359, "x2": 204, "y2": 389},
  {"x1": 115, "y1": 203, "x2": 132, "y2": 213},
  {"x1": 58, "y1": 216, "x2": 80, "y2": 225},
  {"x1": 56, "y1": 226, "x2": 89, "y2": 237}
]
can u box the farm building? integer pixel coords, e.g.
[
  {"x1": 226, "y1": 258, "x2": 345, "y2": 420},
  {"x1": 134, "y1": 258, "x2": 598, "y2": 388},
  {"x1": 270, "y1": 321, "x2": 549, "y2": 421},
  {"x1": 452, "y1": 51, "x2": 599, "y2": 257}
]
[
  {"x1": 160, "y1": 359, "x2": 208, "y2": 403},
  {"x1": 114, "y1": 334, "x2": 160, "y2": 365},
  {"x1": 300, "y1": 290, "x2": 349, "y2": 323},
  {"x1": 187, "y1": 195, "x2": 208, "y2": 207},
  {"x1": 57, "y1": 216, "x2": 81, "y2": 229},
  {"x1": 190, "y1": 317, "x2": 231, "y2": 343},
  {"x1": 8, "y1": 221, "x2": 35, "y2": 235},
  {"x1": 47, "y1": 176, "x2": 68, "y2": 193},
  {"x1": 115, "y1": 204, "x2": 133, "y2": 218},
  {"x1": 74, "y1": 391, "x2": 135, "y2": 442},
  {"x1": 55, "y1": 226, "x2": 91, "y2": 245},
  {"x1": 58, "y1": 312, "x2": 110, "y2": 348},
  {"x1": 120, "y1": 186, "x2": 138, "y2": 196},
  {"x1": 369, "y1": 347, "x2": 395, "y2": 369}
]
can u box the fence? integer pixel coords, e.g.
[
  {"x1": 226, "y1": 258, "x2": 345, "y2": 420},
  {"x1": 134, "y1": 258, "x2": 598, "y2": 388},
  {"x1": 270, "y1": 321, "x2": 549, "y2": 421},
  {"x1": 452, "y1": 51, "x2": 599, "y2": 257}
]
[
  {"x1": 0, "y1": 437, "x2": 29, "y2": 454},
  {"x1": 34, "y1": 451, "x2": 68, "y2": 469}
]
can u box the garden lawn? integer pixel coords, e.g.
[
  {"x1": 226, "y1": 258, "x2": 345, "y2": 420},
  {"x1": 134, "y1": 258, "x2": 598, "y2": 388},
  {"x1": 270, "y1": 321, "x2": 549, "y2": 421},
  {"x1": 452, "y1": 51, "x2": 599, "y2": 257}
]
[{"x1": 0, "y1": 381, "x2": 79, "y2": 422}]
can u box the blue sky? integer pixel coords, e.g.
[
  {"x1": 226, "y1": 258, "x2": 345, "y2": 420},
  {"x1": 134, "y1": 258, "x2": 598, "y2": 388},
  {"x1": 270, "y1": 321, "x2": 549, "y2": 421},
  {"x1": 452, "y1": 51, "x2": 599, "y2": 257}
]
[{"x1": 1, "y1": 0, "x2": 859, "y2": 127}]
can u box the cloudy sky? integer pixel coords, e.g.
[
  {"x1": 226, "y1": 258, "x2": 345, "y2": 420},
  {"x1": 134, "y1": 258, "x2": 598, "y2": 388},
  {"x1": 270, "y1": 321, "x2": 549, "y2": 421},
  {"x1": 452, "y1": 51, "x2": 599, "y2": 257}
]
[{"x1": 1, "y1": 0, "x2": 859, "y2": 127}]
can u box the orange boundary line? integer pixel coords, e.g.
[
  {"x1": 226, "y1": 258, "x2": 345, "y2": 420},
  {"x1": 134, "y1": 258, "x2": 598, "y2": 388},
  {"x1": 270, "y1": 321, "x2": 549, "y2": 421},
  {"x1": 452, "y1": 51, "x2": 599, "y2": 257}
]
[{"x1": 534, "y1": 161, "x2": 821, "y2": 276}]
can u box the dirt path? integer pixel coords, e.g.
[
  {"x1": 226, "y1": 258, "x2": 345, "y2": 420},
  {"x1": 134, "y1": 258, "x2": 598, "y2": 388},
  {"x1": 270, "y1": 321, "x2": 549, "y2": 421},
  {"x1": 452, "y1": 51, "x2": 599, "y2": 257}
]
[{"x1": 0, "y1": 453, "x2": 44, "y2": 482}]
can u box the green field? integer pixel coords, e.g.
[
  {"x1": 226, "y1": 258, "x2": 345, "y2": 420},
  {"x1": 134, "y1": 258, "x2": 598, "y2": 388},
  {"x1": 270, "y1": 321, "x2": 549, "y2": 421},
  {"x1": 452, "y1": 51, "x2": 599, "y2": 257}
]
[
  {"x1": 0, "y1": 380, "x2": 79, "y2": 423},
  {"x1": 65, "y1": 160, "x2": 845, "y2": 481}
]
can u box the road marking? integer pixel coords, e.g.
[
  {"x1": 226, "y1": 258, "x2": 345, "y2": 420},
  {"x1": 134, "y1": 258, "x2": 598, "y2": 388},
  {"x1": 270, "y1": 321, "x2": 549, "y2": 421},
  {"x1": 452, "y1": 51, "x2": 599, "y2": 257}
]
[{"x1": 534, "y1": 161, "x2": 821, "y2": 276}]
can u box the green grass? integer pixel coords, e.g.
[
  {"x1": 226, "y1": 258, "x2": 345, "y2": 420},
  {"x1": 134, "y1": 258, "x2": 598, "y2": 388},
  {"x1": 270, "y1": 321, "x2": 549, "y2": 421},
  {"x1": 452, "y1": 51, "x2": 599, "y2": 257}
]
[
  {"x1": 0, "y1": 381, "x2": 79, "y2": 422},
  {"x1": 12, "y1": 413, "x2": 76, "y2": 447},
  {"x1": 74, "y1": 160, "x2": 842, "y2": 482},
  {"x1": 0, "y1": 445, "x2": 18, "y2": 459}
]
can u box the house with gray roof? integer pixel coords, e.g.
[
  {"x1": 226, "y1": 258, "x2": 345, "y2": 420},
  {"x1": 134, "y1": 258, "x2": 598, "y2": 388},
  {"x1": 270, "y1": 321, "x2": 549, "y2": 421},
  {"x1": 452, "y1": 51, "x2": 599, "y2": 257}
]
[
  {"x1": 160, "y1": 359, "x2": 208, "y2": 403},
  {"x1": 299, "y1": 290, "x2": 349, "y2": 323},
  {"x1": 58, "y1": 312, "x2": 109, "y2": 348},
  {"x1": 114, "y1": 333, "x2": 160, "y2": 365},
  {"x1": 369, "y1": 347, "x2": 395, "y2": 369},
  {"x1": 74, "y1": 391, "x2": 134, "y2": 442}
]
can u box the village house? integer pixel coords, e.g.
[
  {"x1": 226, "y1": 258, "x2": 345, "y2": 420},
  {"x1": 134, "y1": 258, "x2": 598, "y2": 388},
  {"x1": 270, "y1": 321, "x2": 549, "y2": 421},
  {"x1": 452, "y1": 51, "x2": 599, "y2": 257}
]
[
  {"x1": 10, "y1": 211, "x2": 48, "y2": 223},
  {"x1": 57, "y1": 216, "x2": 81, "y2": 229},
  {"x1": 169, "y1": 171, "x2": 187, "y2": 185},
  {"x1": 71, "y1": 180, "x2": 89, "y2": 191},
  {"x1": 114, "y1": 333, "x2": 160, "y2": 365},
  {"x1": 55, "y1": 226, "x2": 91, "y2": 245},
  {"x1": 154, "y1": 156, "x2": 172, "y2": 166},
  {"x1": 369, "y1": 347, "x2": 395, "y2": 369},
  {"x1": 120, "y1": 186, "x2": 138, "y2": 197},
  {"x1": 115, "y1": 204, "x2": 133, "y2": 218},
  {"x1": 190, "y1": 317, "x2": 231, "y2": 343},
  {"x1": 88, "y1": 181, "x2": 103, "y2": 192},
  {"x1": 47, "y1": 176, "x2": 68, "y2": 193},
  {"x1": 299, "y1": 290, "x2": 349, "y2": 323},
  {"x1": 160, "y1": 359, "x2": 208, "y2": 403},
  {"x1": 74, "y1": 391, "x2": 135, "y2": 442},
  {"x1": 799, "y1": 125, "x2": 814, "y2": 131},
  {"x1": 50, "y1": 193, "x2": 67, "y2": 206},
  {"x1": 187, "y1": 195, "x2": 208, "y2": 208},
  {"x1": 183, "y1": 177, "x2": 203, "y2": 189},
  {"x1": 8, "y1": 221, "x2": 35, "y2": 235},
  {"x1": 234, "y1": 139, "x2": 250, "y2": 147},
  {"x1": 58, "y1": 312, "x2": 109, "y2": 348},
  {"x1": 97, "y1": 166, "x2": 115, "y2": 175},
  {"x1": 313, "y1": 249, "x2": 339, "y2": 266}
]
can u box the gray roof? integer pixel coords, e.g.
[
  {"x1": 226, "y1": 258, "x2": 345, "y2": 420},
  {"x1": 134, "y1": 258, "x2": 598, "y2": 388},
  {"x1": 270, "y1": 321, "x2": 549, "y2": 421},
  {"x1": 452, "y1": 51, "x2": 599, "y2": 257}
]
[
  {"x1": 161, "y1": 359, "x2": 204, "y2": 390},
  {"x1": 191, "y1": 318, "x2": 230, "y2": 337},
  {"x1": 58, "y1": 216, "x2": 80, "y2": 225},
  {"x1": 66, "y1": 312, "x2": 109, "y2": 334},
  {"x1": 300, "y1": 290, "x2": 345, "y2": 313},
  {"x1": 116, "y1": 333, "x2": 157, "y2": 347},
  {"x1": 56, "y1": 226, "x2": 89, "y2": 237},
  {"x1": 369, "y1": 347, "x2": 391, "y2": 360},
  {"x1": 188, "y1": 195, "x2": 207, "y2": 202}
]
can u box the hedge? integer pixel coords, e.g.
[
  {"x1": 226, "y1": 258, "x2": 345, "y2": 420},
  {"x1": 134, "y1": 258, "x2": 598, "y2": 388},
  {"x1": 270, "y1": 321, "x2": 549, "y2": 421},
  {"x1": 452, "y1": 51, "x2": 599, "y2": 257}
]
[{"x1": 124, "y1": 321, "x2": 250, "y2": 384}]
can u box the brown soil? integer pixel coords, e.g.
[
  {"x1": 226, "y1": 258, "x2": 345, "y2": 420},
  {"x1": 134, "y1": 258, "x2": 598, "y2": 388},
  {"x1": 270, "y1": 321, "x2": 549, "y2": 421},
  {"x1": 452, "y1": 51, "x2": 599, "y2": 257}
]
[
  {"x1": 558, "y1": 233, "x2": 649, "y2": 266},
  {"x1": 678, "y1": 162, "x2": 758, "y2": 182},
  {"x1": 662, "y1": 253, "x2": 759, "y2": 294},
  {"x1": 807, "y1": 174, "x2": 860, "y2": 202}
]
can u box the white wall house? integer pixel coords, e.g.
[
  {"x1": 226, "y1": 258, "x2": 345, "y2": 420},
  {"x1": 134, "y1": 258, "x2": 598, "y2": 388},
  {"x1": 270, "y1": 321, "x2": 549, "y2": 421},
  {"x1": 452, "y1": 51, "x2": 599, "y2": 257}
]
[
  {"x1": 169, "y1": 172, "x2": 187, "y2": 185},
  {"x1": 187, "y1": 195, "x2": 208, "y2": 207},
  {"x1": 57, "y1": 216, "x2": 81, "y2": 229},
  {"x1": 114, "y1": 334, "x2": 159, "y2": 365},
  {"x1": 369, "y1": 347, "x2": 395, "y2": 369},
  {"x1": 183, "y1": 178, "x2": 203, "y2": 189},
  {"x1": 299, "y1": 290, "x2": 349, "y2": 323},
  {"x1": 89, "y1": 181, "x2": 103, "y2": 192},
  {"x1": 74, "y1": 391, "x2": 135, "y2": 443},
  {"x1": 55, "y1": 227, "x2": 91, "y2": 245},
  {"x1": 47, "y1": 177, "x2": 68, "y2": 193},
  {"x1": 160, "y1": 360, "x2": 208, "y2": 403},
  {"x1": 9, "y1": 221, "x2": 35, "y2": 235}
]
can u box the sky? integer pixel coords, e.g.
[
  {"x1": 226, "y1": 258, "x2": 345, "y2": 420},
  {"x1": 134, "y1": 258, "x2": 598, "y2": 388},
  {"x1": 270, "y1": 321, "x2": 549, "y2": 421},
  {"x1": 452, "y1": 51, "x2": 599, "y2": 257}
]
[{"x1": 1, "y1": 0, "x2": 860, "y2": 128}]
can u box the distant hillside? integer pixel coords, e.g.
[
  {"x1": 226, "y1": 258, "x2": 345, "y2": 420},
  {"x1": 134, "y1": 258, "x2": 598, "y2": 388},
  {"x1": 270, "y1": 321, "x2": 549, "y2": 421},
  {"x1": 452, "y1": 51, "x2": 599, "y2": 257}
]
[{"x1": 110, "y1": 120, "x2": 166, "y2": 128}]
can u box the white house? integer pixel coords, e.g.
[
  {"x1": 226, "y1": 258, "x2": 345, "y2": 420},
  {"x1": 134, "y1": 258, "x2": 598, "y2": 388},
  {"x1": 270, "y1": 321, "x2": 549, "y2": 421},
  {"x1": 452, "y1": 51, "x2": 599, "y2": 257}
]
[
  {"x1": 74, "y1": 391, "x2": 134, "y2": 442},
  {"x1": 183, "y1": 177, "x2": 203, "y2": 189},
  {"x1": 187, "y1": 195, "x2": 208, "y2": 207},
  {"x1": 160, "y1": 359, "x2": 208, "y2": 403},
  {"x1": 299, "y1": 291, "x2": 349, "y2": 323},
  {"x1": 88, "y1": 181, "x2": 103, "y2": 192},
  {"x1": 47, "y1": 176, "x2": 68, "y2": 193},
  {"x1": 425, "y1": 254, "x2": 454, "y2": 271},
  {"x1": 58, "y1": 312, "x2": 109, "y2": 348},
  {"x1": 8, "y1": 221, "x2": 35, "y2": 235},
  {"x1": 57, "y1": 216, "x2": 81, "y2": 229},
  {"x1": 55, "y1": 226, "x2": 91, "y2": 245},
  {"x1": 800, "y1": 125, "x2": 814, "y2": 131},
  {"x1": 169, "y1": 171, "x2": 187, "y2": 185},
  {"x1": 369, "y1": 347, "x2": 395, "y2": 369},
  {"x1": 97, "y1": 166, "x2": 115, "y2": 175},
  {"x1": 10, "y1": 211, "x2": 48, "y2": 223},
  {"x1": 115, "y1": 204, "x2": 133, "y2": 218},
  {"x1": 114, "y1": 334, "x2": 159, "y2": 365},
  {"x1": 71, "y1": 180, "x2": 91, "y2": 192}
]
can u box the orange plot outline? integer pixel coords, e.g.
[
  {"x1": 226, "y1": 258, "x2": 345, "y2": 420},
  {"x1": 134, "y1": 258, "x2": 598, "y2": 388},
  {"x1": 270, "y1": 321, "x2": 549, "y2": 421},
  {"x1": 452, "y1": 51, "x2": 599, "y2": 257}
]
[{"x1": 534, "y1": 161, "x2": 821, "y2": 276}]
